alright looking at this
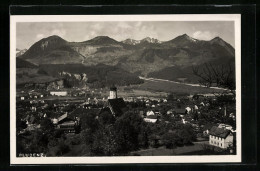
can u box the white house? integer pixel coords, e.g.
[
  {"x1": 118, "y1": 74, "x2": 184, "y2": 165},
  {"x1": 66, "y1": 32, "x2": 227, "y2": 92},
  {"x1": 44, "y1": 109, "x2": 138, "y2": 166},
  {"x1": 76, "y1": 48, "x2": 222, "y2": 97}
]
[
  {"x1": 146, "y1": 110, "x2": 155, "y2": 116},
  {"x1": 50, "y1": 91, "x2": 68, "y2": 96},
  {"x1": 209, "y1": 126, "x2": 233, "y2": 149},
  {"x1": 144, "y1": 115, "x2": 157, "y2": 123},
  {"x1": 167, "y1": 110, "x2": 173, "y2": 115},
  {"x1": 185, "y1": 107, "x2": 192, "y2": 114},
  {"x1": 182, "y1": 118, "x2": 187, "y2": 124}
]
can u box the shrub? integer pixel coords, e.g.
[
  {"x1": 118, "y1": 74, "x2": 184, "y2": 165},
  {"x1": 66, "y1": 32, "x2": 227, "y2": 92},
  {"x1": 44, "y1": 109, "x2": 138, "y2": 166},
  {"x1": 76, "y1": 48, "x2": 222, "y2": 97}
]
[{"x1": 70, "y1": 136, "x2": 81, "y2": 145}]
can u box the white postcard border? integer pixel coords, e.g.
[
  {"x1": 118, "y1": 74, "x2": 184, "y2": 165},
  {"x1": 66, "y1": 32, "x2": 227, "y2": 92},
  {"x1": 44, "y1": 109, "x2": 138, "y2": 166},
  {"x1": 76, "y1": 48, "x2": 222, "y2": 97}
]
[{"x1": 10, "y1": 14, "x2": 241, "y2": 164}]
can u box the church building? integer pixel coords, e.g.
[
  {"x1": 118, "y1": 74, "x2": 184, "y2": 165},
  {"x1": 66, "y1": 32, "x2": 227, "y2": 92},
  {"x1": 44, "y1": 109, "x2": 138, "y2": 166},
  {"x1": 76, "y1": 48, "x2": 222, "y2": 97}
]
[{"x1": 102, "y1": 86, "x2": 127, "y2": 117}]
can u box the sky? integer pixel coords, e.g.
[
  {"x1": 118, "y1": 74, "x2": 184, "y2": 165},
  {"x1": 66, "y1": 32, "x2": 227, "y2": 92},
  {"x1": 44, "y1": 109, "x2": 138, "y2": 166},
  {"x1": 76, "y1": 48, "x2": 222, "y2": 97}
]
[{"x1": 16, "y1": 21, "x2": 234, "y2": 50}]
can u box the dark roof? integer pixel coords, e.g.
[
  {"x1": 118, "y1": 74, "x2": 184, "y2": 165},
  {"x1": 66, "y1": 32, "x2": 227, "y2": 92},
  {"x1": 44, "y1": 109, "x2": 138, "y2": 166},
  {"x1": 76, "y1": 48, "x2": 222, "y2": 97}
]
[
  {"x1": 209, "y1": 126, "x2": 232, "y2": 138},
  {"x1": 99, "y1": 107, "x2": 112, "y2": 115},
  {"x1": 110, "y1": 85, "x2": 117, "y2": 91},
  {"x1": 174, "y1": 109, "x2": 187, "y2": 114},
  {"x1": 203, "y1": 123, "x2": 217, "y2": 131},
  {"x1": 107, "y1": 98, "x2": 126, "y2": 116}
]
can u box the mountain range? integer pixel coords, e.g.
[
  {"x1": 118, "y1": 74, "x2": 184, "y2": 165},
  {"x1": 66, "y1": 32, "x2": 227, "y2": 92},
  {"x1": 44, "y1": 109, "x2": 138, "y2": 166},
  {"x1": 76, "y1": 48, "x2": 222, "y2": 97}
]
[{"x1": 17, "y1": 34, "x2": 235, "y2": 84}]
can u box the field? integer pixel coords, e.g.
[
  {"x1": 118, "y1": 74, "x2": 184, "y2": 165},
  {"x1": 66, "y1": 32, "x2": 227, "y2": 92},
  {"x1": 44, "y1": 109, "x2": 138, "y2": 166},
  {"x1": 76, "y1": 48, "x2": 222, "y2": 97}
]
[
  {"x1": 132, "y1": 78, "x2": 225, "y2": 94},
  {"x1": 130, "y1": 141, "x2": 208, "y2": 156}
]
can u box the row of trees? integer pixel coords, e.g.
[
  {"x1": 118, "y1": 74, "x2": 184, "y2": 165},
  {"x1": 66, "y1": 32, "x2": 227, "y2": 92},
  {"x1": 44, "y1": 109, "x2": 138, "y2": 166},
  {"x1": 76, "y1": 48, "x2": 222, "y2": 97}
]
[
  {"x1": 79, "y1": 111, "x2": 148, "y2": 156},
  {"x1": 78, "y1": 110, "x2": 197, "y2": 156}
]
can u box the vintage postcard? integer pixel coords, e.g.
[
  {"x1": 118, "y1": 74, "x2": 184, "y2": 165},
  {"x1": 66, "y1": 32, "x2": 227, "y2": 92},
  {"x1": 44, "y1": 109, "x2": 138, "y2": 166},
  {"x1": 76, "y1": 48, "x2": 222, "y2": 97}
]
[{"x1": 10, "y1": 14, "x2": 241, "y2": 164}]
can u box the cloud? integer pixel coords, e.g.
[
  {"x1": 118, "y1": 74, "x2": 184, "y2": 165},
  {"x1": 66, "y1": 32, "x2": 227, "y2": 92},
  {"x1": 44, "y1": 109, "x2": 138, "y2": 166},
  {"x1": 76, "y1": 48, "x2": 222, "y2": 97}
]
[
  {"x1": 36, "y1": 34, "x2": 45, "y2": 40},
  {"x1": 192, "y1": 31, "x2": 218, "y2": 40},
  {"x1": 90, "y1": 23, "x2": 102, "y2": 31},
  {"x1": 135, "y1": 21, "x2": 142, "y2": 27},
  {"x1": 34, "y1": 28, "x2": 67, "y2": 42},
  {"x1": 51, "y1": 29, "x2": 66, "y2": 37}
]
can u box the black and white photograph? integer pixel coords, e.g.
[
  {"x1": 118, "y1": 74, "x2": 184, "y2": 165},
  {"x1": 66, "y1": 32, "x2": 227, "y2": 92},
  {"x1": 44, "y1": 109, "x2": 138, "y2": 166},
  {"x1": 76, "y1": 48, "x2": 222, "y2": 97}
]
[{"x1": 10, "y1": 14, "x2": 241, "y2": 164}]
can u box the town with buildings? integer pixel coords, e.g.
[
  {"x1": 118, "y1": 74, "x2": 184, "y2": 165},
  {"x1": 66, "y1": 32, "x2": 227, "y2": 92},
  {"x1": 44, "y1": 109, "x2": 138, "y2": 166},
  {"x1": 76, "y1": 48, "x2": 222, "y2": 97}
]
[{"x1": 16, "y1": 83, "x2": 236, "y2": 157}]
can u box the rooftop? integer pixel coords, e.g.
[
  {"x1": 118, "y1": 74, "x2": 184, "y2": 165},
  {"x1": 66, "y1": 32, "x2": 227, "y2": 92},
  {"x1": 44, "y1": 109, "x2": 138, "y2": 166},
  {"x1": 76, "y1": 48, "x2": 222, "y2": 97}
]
[
  {"x1": 209, "y1": 126, "x2": 232, "y2": 138},
  {"x1": 107, "y1": 98, "x2": 126, "y2": 116}
]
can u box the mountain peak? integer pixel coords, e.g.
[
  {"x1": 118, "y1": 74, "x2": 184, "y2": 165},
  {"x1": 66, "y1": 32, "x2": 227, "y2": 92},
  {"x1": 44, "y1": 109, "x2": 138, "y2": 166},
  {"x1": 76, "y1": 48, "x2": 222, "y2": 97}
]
[
  {"x1": 166, "y1": 34, "x2": 198, "y2": 46},
  {"x1": 211, "y1": 36, "x2": 222, "y2": 40},
  {"x1": 92, "y1": 36, "x2": 111, "y2": 40},
  {"x1": 181, "y1": 33, "x2": 189, "y2": 37},
  {"x1": 44, "y1": 35, "x2": 65, "y2": 41},
  {"x1": 178, "y1": 34, "x2": 197, "y2": 41},
  {"x1": 85, "y1": 36, "x2": 119, "y2": 45},
  {"x1": 210, "y1": 36, "x2": 227, "y2": 46}
]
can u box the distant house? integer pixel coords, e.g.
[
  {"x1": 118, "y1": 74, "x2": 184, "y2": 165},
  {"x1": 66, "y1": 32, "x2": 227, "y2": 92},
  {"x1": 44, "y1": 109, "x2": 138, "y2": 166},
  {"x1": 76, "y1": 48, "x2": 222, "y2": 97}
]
[
  {"x1": 229, "y1": 113, "x2": 235, "y2": 119},
  {"x1": 218, "y1": 124, "x2": 233, "y2": 131},
  {"x1": 139, "y1": 110, "x2": 144, "y2": 117},
  {"x1": 146, "y1": 110, "x2": 155, "y2": 116},
  {"x1": 209, "y1": 126, "x2": 233, "y2": 149},
  {"x1": 144, "y1": 115, "x2": 157, "y2": 123},
  {"x1": 200, "y1": 102, "x2": 205, "y2": 106},
  {"x1": 202, "y1": 123, "x2": 217, "y2": 136},
  {"x1": 174, "y1": 109, "x2": 187, "y2": 117},
  {"x1": 17, "y1": 92, "x2": 28, "y2": 101},
  {"x1": 181, "y1": 118, "x2": 187, "y2": 124},
  {"x1": 185, "y1": 107, "x2": 192, "y2": 114},
  {"x1": 56, "y1": 113, "x2": 78, "y2": 133},
  {"x1": 50, "y1": 90, "x2": 68, "y2": 96},
  {"x1": 25, "y1": 115, "x2": 36, "y2": 125},
  {"x1": 167, "y1": 110, "x2": 173, "y2": 115},
  {"x1": 31, "y1": 106, "x2": 37, "y2": 112}
]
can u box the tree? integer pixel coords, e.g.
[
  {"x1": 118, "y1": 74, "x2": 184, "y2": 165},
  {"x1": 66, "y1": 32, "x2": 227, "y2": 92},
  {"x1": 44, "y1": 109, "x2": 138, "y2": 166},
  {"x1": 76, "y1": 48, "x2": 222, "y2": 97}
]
[
  {"x1": 56, "y1": 139, "x2": 70, "y2": 156},
  {"x1": 80, "y1": 112, "x2": 99, "y2": 132},
  {"x1": 91, "y1": 125, "x2": 118, "y2": 156},
  {"x1": 192, "y1": 63, "x2": 235, "y2": 91},
  {"x1": 17, "y1": 119, "x2": 27, "y2": 132},
  {"x1": 114, "y1": 112, "x2": 145, "y2": 154},
  {"x1": 99, "y1": 111, "x2": 115, "y2": 125},
  {"x1": 40, "y1": 118, "x2": 54, "y2": 134},
  {"x1": 162, "y1": 132, "x2": 177, "y2": 149}
]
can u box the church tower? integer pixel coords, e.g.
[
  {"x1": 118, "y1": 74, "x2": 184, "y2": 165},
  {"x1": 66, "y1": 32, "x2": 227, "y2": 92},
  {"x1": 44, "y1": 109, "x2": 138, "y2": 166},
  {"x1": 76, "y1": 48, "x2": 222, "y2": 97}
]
[{"x1": 109, "y1": 86, "x2": 117, "y2": 99}]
